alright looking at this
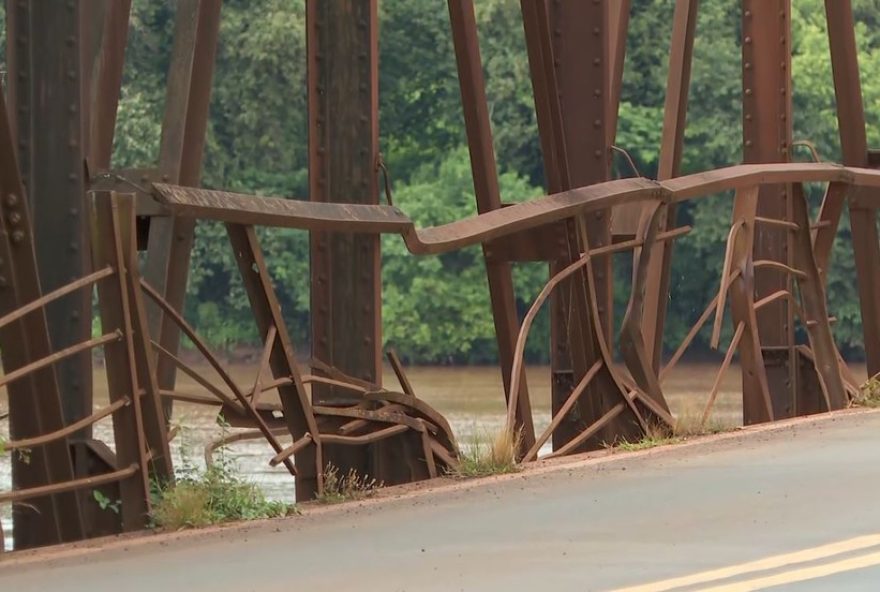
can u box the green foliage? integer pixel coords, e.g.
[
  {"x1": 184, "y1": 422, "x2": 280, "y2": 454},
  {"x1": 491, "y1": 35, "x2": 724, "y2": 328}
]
[
  {"x1": 151, "y1": 462, "x2": 295, "y2": 529},
  {"x1": 105, "y1": 0, "x2": 877, "y2": 363},
  {"x1": 150, "y1": 413, "x2": 295, "y2": 530},
  {"x1": 93, "y1": 490, "x2": 121, "y2": 515}
]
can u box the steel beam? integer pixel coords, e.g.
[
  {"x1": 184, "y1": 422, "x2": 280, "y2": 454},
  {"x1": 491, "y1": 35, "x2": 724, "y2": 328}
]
[
  {"x1": 643, "y1": 0, "x2": 699, "y2": 372},
  {"x1": 824, "y1": 0, "x2": 880, "y2": 377},
  {"x1": 6, "y1": 0, "x2": 93, "y2": 437},
  {"x1": 0, "y1": 89, "x2": 84, "y2": 548},
  {"x1": 307, "y1": 0, "x2": 383, "y2": 476},
  {"x1": 447, "y1": 0, "x2": 535, "y2": 452},
  {"x1": 741, "y1": 0, "x2": 797, "y2": 421},
  {"x1": 521, "y1": 0, "x2": 643, "y2": 451},
  {"x1": 143, "y1": 0, "x2": 222, "y2": 422},
  {"x1": 87, "y1": 0, "x2": 133, "y2": 172}
]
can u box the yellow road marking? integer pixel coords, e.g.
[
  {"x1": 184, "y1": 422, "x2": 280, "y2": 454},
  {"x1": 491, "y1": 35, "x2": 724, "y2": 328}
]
[
  {"x1": 612, "y1": 534, "x2": 880, "y2": 592},
  {"x1": 699, "y1": 549, "x2": 880, "y2": 591}
]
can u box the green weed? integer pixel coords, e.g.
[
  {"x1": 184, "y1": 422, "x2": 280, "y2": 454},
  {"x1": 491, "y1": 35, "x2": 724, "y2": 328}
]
[
  {"x1": 151, "y1": 463, "x2": 296, "y2": 530},
  {"x1": 151, "y1": 417, "x2": 296, "y2": 530}
]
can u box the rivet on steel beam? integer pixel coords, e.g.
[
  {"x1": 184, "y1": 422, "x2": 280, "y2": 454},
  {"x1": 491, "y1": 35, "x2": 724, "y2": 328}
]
[
  {"x1": 744, "y1": 10, "x2": 752, "y2": 17},
  {"x1": 65, "y1": 36, "x2": 75, "y2": 47},
  {"x1": 745, "y1": 88, "x2": 753, "y2": 96},
  {"x1": 745, "y1": 140, "x2": 753, "y2": 147},
  {"x1": 70, "y1": 310, "x2": 80, "y2": 320},
  {"x1": 6, "y1": 194, "x2": 19, "y2": 207},
  {"x1": 67, "y1": 70, "x2": 76, "y2": 80},
  {"x1": 11, "y1": 230, "x2": 24, "y2": 244},
  {"x1": 594, "y1": 149, "x2": 603, "y2": 158},
  {"x1": 745, "y1": 114, "x2": 753, "y2": 121},
  {"x1": 8, "y1": 212, "x2": 21, "y2": 225},
  {"x1": 593, "y1": 89, "x2": 602, "y2": 97},
  {"x1": 68, "y1": 242, "x2": 79, "y2": 253},
  {"x1": 744, "y1": 36, "x2": 752, "y2": 44},
  {"x1": 0, "y1": 276, "x2": 7, "y2": 288},
  {"x1": 69, "y1": 207, "x2": 78, "y2": 216},
  {"x1": 593, "y1": 27, "x2": 600, "y2": 35},
  {"x1": 744, "y1": 62, "x2": 751, "y2": 70},
  {"x1": 68, "y1": 173, "x2": 77, "y2": 181},
  {"x1": 363, "y1": 337, "x2": 372, "y2": 345},
  {"x1": 593, "y1": 119, "x2": 602, "y2": 128},
  {"x1": 593, "y1": 58, "x2": 601, "y2": 66}
]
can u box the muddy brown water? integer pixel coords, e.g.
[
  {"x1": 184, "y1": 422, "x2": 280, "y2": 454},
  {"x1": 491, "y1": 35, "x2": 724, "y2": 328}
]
[{"x1": 0, "y1": 361, "x2": 867, "y2": 550}]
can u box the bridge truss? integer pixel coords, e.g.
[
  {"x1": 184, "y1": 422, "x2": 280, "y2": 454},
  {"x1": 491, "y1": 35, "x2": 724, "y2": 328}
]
[{"x1": 0, "y1": 0, "x2": 878, "y2": 550}]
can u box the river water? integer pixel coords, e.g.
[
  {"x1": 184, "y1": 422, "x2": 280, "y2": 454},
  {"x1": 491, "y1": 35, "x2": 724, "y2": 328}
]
[{"x1": 0, "y1": 361, "x2": 866, "y2": 550}]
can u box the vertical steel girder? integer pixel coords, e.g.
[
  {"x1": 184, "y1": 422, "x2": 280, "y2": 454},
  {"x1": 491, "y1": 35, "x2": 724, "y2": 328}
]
[
  {"x1": 521, "y1": 0, "x2": 644, "y2": 451},
  {"x1": 143, "y1": 0, "x2": 222, "y2": 420},
  {"x1": 6, "y1": 0, "x2": 93, "y2": 438},
  {"x1": 643, "y1": 0, "x2": 699, "y2": 372},
  {"x1": 0, "y1": 89, "x2": 84, "y2": 548},
  {"x1": 741, "y1": 0, "x2": 797, "y2": 422},
  {"x1": 90, "y1": 191, "x2": 163, "y2": 530},
  {"x1": 447, "y1": 0, "x2": 536, "y2": 452},
  {"x1": 548, "y1": 0, "x2": 613, "y2": 339},
  {"x1": 307, "y1": 0, "x2": 384, "y2": 476},
  {"x1": 87, "y1": 0, "x2": 133, "y2": 172},
  {"x1": 824, "y1": 0, "x2": 880, "y2": 378}
]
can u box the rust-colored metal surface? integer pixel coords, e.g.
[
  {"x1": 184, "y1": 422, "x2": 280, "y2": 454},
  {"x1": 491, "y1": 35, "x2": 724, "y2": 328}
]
[{"x1": 2, "y1": 0, "x2": 879, "y2": 552}]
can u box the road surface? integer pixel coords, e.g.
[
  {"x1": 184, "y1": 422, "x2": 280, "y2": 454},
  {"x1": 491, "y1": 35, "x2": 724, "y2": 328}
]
[{"x1": 2, "y1": 409, "x2": 880, "y2": 591}]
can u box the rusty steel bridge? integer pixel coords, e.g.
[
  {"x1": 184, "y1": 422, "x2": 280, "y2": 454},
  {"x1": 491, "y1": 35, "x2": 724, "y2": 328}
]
[{"x1": 0, "y1": 0, "x2": 878, "y2": 554}]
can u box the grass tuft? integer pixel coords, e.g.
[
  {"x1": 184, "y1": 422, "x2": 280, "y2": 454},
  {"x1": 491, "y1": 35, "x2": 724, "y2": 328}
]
[
  {"x1": 151, "y1": 464, "x2": 296, "y2": 530},
  {"x1": 316, "y1": 463, "x2": 382, "y2": 504},
  {"x1": 609, "y1": 411, "x2": 736, "y2": 453},
  {"x1": 451, "y1": 427, "x2": 521, "y2": 478},
  {"x1": 854, "y1": 373, "x2": 880, "y2": 408}
]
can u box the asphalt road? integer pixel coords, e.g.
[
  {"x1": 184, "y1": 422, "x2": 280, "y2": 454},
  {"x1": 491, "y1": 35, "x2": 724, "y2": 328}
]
[{"x1": 3, "y1": 409, "x2": 880, "y2": 591}]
